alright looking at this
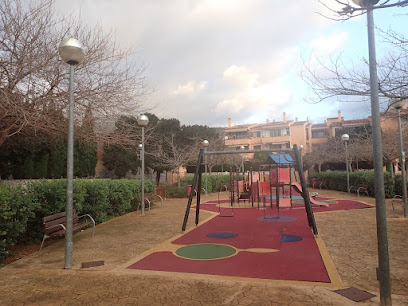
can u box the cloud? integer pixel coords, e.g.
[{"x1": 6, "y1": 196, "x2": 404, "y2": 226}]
[
  {"x1": 215, "y1": 65, "x2": 291, "y2": 118},
  {"x1": 170, "y1": 81, "x2": 207, "y2": 96},
  {"x1": 308, "y1": 32, "x2": 349, "y2": 55},
  {"x1": 51, "y1": 0, "x2": 406, "y2": 127},
  {"x1": 223, "y1": 65, "x2": 258, "y2": 87}
]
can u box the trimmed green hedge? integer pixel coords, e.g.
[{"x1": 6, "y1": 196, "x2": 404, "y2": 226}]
[
  {"x1": 181, "y1": 174, "x2": 232, "y2": 194},
  {"x1": 0, "y1": 179, "x2": 154, "y2": 264},
  {"x1": 307, "y1": 170, "x2": 395, "y2": 198},
  {"x1": 164, "y1": 174, "x2": 242, "y2": 198}
]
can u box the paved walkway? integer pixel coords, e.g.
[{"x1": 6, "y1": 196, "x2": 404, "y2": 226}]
[{"x1": 0, "y1": 190, "x2": 407, "y2": 305}]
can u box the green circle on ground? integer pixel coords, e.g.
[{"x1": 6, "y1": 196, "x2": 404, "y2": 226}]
[{"x1": 175, "y1": 244, "x2": 237, "y2": 260}]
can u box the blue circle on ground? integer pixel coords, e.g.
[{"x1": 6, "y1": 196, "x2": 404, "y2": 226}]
[
  {"x1": 257, "y1": 216, "x2": 297, "y2": 222},
  {"x1": 207, "y1": 232, "x2": 238, "y2": 239},
  {"x1": 281, "y1": 234, "x2": 303, "y2": 242}
]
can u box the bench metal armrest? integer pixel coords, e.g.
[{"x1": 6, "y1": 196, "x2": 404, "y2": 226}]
[
  {"x1": 78, "y1": 214, "x2": 96, "y2": 236},
  {"x1": 356, "y1": 186, "x2": 369, "y2": 197},
  {"x1": 156, "y1": 194, "x2": 164, "y2": 207},
  {"x1": 40, "y1": 223, "x2": 66, "y2": 251},
  {"x1": 145, "y1": 198, "x2": 151, "y2": 211},
  {"x1": 391, "y1": 195, "x2": 403, "y2": 210}
]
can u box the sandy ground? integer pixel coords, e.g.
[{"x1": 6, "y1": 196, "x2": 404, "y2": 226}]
[{"x1": 0, "y1": 190, "x2": 407, "y2": 305}]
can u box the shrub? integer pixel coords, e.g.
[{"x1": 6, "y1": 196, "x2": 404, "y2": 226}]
[
  {"x1": 166, "y1": 185, "x2": 187, "y2": 198},
  {"x1": 0, "y1": 185, "x2": 37, "y2": 262},
  {"x1": 81, "y1": 180, "x2": 110, "y2": 223},
  {"x1": 179, "y1": 174, "x2": 231, "y2": 194},
  {"x1": 308, "y1": 170, "x2": 394, "y2": 198}
]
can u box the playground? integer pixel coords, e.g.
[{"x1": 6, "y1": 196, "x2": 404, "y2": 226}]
[
  {"x1": 128, "y1": 187, "x2": 371, "y2": 286},
  {"x1": 128, "y1": 152, "x2": 375, "y2": 286},
  {"x1": 0, "y1": 188, "x2": 407, "y2": 304}
]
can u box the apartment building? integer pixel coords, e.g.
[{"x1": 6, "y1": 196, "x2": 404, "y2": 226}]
[{"x1": 223, "y1": 110, "x2": 392, "y2": 154}]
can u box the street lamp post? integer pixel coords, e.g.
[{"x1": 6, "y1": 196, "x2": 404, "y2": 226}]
[
  {"x1": 240, "y1": 145, "x2": 245, "y2": 172},
  {"x1": 202, "y1": 140, "x2": 209, "y2": 195},
  {"x1": 389, "y1": 98, "x2": 408, "y2": 217},
  {"x1": 351, "y1": 1, "x2": 391, "y2": 304},
  {"x1": 341, "y1": 134, "x2": 350, "y2": 193},
  {"x1": 138, "y1": 143, "x2": 143, "y2": 171},
  {"x1": 58, "y1": 38, "x2": 86, "y2": 269},
  {"x1": 222, "y1": 136, "x2": 228, "y2": 172},
  {"x1": 137, "y1": 114, "x2": 149, "y2": 215},
  {"x1": 299, "y1": 145, "x2": 304, "y2": 177}
]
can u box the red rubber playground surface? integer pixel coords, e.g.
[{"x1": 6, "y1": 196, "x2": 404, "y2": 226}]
[{"x1": 128, "y1": 197, "x2": 372, "y2": 283}]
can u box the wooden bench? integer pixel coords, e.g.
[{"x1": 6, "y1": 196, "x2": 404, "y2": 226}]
[
  {"x1": 312, "y1": 178, "x2": 327, "y2": 189},
  {"x1": 137, "y1": 192, "x2": 164, "y2": 211},
  {"x1": 40, "y1": 209, "x2": 95, "y2": 251},
  {"x1": 349, "y1": 184, "x2": 369, "y2": 197},
  {"x1": 220, "y1": 183, "x2": 229, "y2": 191},
  {"x1": 391, "y1": 186, "x2": 408, "y2": 211}
]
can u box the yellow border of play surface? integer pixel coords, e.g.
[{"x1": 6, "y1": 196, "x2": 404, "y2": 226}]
[{"x1": 122, "y1": 206, "x2": 345, "y2": 289}]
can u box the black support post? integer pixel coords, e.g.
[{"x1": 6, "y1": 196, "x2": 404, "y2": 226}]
[
  {"x1": 293, "y1": 145, "x2": 318, "y2": 235},
  {"x1": 182, "y1": 149, "x2": 204, "y2": 233}
]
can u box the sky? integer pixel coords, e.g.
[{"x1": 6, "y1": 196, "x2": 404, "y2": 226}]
[{"x1": 52, "y1": 0, "x2": 408, "y2": 128}]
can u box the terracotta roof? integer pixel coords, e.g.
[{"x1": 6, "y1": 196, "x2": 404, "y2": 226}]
[
  {"x1": 225, "y1": 124, "x2": 256, "y2": 131},
  {"x1": 342, "y1": 119, "x2": 370, "y2": 125},
  {"x1": 311, "y1": 124, "x2": 327, "y2": 128},
  {"x1": 258, "y1": 121, "x2": 293, "y2": 128},
  {"x1": 292, "y1": 121, "x2": 308, "y2": 126}
]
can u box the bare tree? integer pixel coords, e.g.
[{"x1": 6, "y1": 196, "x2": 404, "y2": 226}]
[
  {"x1": 147, "y1": 133, "x2": 202, "y2": 187},
  {"x1": 319, "y1": 0, "x2": 408, "y2": 21},
  {"x1": 303, "y1": 2, "x2": 408, "y2": 106},
  {"x1": 0, "y1": 0, "x2": 148, "y2": 148}
]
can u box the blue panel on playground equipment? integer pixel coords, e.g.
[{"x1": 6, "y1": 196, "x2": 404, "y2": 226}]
[
  {"x1": 267, "y1": 154, "x2": 294, "y2": 165},
  {"x1": 281, "y1": 234, "x2": 303, "y2": 242},
  {"x1": 207, "y1": 232, "x2": 238, "y2": 239},
  {"x1": 265, "y1": 196, "x2": 303, "y2": 200}
]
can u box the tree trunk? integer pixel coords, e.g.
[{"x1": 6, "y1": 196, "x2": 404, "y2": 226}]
[
  {"x1": 177, "y1": 167, "x2": 181, "y2": 187},
  {"x1": 155, "y1": 171, "x2": 161, "y2": 185}
]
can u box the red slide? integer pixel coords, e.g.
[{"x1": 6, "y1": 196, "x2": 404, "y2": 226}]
[{"x1": 291, "y1": 182, "x2": 329, "y2": 207}]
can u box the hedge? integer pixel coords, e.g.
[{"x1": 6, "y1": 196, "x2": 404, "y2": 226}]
[
  {"x1": 0, "y1": 179, "x2": 154, "y2": 264},
  {"x1": 307, "y1": 170, "x2": 395, "y2": 198},
  {"x1": 164, "y1": 174, "x2": 234, "y2": 198}
]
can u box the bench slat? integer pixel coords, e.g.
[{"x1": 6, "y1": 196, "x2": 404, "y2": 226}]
[
  {"x1": 48, "y1": 221, "x2": 93, "y2": 237},
  {"x1": 42, "y1": 209, "x2": 78, "y2": 223},
  {"x1": 44, "y1": 218, "x2": 82, "y2": 235},
  {"x1": 42, "y1": 211, "x2": 68, "y2": 223}
]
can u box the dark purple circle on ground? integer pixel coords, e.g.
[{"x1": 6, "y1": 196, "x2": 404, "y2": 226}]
[
  {"x1": 281, "y1": 234, "x2": 303, "y2": 242},
  {"x1": 257, "y1": 216, "x2": 297, "y2": 222},
  {"x1": 207, "y1": 232, "x2": 238, "y2": 239}
]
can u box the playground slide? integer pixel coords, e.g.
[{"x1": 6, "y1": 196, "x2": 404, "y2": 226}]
[{"x1": 291, "y1": 182, "x2": 329, "y2": 207}]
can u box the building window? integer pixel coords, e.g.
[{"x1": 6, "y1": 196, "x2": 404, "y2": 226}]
[
  {"x1": 253, "y1": 145, "x2": 261, "y2": 150},
  {"x1": 228, "y1": 131, "x2": 249, "y2": 139},
  {"x1": 312, "y1": 129, "x2": 327, "y2": 138},
  {"x1": 264, "y1": 128, "x2": 289, "y2": 138},
  {"x1": 252, "y1": 131, "x2": 261, "y2": 138},
  {"x1": 269, "y1": 143, "x2": 281, "y2": 149},
  {"x1": 268, "y1": 142, "x2": 290, "y2": 149},
  {"x1": 306, "y1": 129, "x2": 309, "y2": 140}
]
